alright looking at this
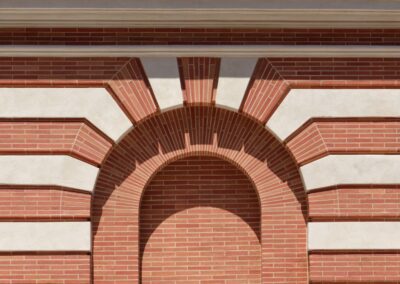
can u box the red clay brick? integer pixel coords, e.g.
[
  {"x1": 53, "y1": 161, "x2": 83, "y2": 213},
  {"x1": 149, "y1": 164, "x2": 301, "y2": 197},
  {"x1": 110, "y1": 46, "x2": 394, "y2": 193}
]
[
  {"x1": 3, "y1": 28, "x2": 400, "y2": 46},
  {"x1": 309, "y1": 252, "x2": 400, "y2": 283},
  {"x1": 0, "y1": 253, "x2": 90, "y2": 284},
  {"x1": 0, "y1": 121, "x2": 112, "y2": 165},
  {"x1": 108, "y1": 58, "x2": 158, "y2": 122},
  {"x1": 179, "y1": 57, "x2": 220, "y2": 105},
  {"x1": 0, "y1": 187, "x2": 90, "y2": 220},
  {"x1": 309, "y1": 186, "x2": 400, "y2": 221},
  {"x1": 287, "y1": 120, "x2": 400, "y2": 165}
]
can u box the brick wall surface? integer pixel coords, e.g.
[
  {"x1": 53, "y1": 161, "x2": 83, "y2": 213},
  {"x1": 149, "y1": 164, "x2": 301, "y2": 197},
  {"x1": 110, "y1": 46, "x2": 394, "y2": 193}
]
[
  {"x1": 309, "y1": 252, "x2": 400, "y2": 283},
  {"x1": 0, "y1": 253, "x2": 90, "y2": 284},
  {"x1": 308, "y1": 187, "x2": 400, "y2": 221},
  {"x1": 2, "y1": 28, "x2": 400, "y2": 45},
  {"x1": 287, "y1": 120, "x2": 400, "y2": 165},
  {"x1": 0, "y1": 121, "x2": 112, "y2": 165},
  {"x1": 0, "y1": 188, "x2": 90, "y2": 220},
  {"x1": 0, "y1": 27, "x2": 399, "y2": 283},
  {"x1": 0, "y1": 57, "x2": 128, "y2": 85},
  {"x1": 140, "y1": 156, "x2": 261, "y2": 283}
]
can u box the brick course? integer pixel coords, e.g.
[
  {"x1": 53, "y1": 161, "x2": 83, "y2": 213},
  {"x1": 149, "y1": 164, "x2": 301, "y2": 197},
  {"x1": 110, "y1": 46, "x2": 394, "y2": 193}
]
[
  {"x1": 0, "y1": 120, "x2": 112, "y2": 165},
  {"x1": 2, "y1": 28, "x2": 400, "y2": 46},
  {"x1": 287, "y1": 120, "x2": 400, "y2": 165},
  {"x1": 0, "y1": 187, "x2": 90, "y2": 220},
  {"x1": 308, "y1": 187, "x2": 400, "y2": 221},
  {"x1": 0, "y1": 253, "x2": 90, "y2": 284},
  {"x1": 309, "y1": 252, "x2": 400, "y2": 283}
]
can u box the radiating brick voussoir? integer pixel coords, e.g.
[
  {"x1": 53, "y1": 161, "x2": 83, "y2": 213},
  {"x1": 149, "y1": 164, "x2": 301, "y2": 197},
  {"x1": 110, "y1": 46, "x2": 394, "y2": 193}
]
[
  {"x1": 179, "y1": 57, "x2": 220, "y2": 105},
  {"x1": 240, "y1": 58, "x2": 290, "y2": 124},
  {"x1": 108, "y1": 58, "x2": 158, "y2": 123}
]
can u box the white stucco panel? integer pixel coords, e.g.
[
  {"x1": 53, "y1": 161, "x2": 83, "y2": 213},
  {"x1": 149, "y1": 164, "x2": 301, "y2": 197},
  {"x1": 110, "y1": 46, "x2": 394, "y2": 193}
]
[
  {"x1": 309, "y1": 222, "x2": 400, "y2": 250},
  {"x1": 0, "y1": 88, "x2": 132, "y2": 141},
  {"x1": 0, "y1": 155, "x2": 98, "y2": 192},
  {"x1": 267, "y1": 89, "x2": 400, "y2": 140},
  {"x1": 0, "y1": 222, "x2": 90, "y2": 251},
  {"x1": 300, "y1": 155, "x2": 400, "y2": 191}
]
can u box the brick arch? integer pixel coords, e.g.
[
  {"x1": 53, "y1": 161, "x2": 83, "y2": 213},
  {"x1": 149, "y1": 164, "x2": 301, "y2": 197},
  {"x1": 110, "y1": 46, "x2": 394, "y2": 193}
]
[{"x1": 92, "y1": 106, "x2": 308, "y2": 283}]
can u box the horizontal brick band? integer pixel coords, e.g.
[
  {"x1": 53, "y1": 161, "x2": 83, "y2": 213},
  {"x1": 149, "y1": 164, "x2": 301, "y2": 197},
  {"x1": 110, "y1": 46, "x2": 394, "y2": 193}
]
[
  {"x1": 1, "y1": 28, "x2": 400, "y2": 46},
  {"x1": 287, "y1": 120, "x2": 400, "y2": 165},
  {"x1": 310, "y1": 252, "x2": 400, "y2": 283},
  {"x1": 0, "y1": 187, "x2": 90, "y2": 220},
  {"x1": 308, "y1": 187, "x2": 400, "y2": 221},
  {"x1": 0, "y1": 121, "x2": 112, "y2": 165},
  {"x1": 0, "y1": 253, "x2": 90, "y2": 283}
]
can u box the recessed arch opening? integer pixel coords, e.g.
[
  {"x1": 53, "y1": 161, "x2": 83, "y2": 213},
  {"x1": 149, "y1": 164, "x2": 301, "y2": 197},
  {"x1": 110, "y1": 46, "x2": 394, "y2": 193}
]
[{"x1": 139, "y1": 155, "x2": 262, "y2": 282}]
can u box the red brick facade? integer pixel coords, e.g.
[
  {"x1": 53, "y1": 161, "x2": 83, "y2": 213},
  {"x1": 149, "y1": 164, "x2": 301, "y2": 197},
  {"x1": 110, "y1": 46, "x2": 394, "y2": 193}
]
[{"x1": 0, "y1": 27, "x2": 399, "y2": 283}]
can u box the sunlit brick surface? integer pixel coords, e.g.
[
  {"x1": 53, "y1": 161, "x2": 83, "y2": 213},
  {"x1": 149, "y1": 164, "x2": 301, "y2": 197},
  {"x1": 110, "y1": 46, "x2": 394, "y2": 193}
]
[
  {"x1": 0, "y1": 253, "x2": 90, "y2": 284},
  {"x1": 310, "y1": 252, "x2": 400, "y2": 283}
]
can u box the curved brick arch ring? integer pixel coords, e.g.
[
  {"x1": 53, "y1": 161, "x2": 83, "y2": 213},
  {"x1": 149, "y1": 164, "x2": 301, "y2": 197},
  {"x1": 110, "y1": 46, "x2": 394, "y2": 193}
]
[{"x1": 92, "y1": 106, "x2": 308, "y2": 283}]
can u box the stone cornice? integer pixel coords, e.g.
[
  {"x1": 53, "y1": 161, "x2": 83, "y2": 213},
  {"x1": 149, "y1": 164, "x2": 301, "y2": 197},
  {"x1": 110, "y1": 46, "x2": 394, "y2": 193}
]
[
  {"x1": 0, "y1": 45, "x2": 398, "y2": 58},
  {"x1": 1, "y1": 0, "x2": 400, "y2": 28}
]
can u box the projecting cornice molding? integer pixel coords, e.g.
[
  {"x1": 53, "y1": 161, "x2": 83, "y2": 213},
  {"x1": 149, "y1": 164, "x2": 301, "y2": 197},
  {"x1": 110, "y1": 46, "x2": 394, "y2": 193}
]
[
  {"x1": 2, "y1": 9, "x2": 400, "y2": 28},
  {"x1": 1, "y1": 45, "x2": 400, "y2": 57},
  {"x1": 1, "y1": 1, "x2": 400, "y2": 28}
]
